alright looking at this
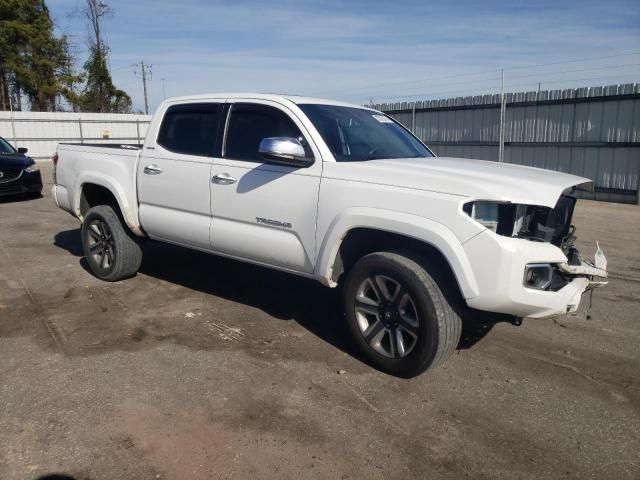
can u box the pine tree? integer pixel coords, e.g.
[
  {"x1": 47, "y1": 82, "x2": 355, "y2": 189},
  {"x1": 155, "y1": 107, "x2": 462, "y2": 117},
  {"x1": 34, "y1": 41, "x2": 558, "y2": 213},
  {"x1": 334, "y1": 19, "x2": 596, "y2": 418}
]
[
  {"x1": 0, "y1": 0, "x2": 79, "y2": 111},
  {"x1": 79, "y1": 44, "x2": 131, "y2": 113}
]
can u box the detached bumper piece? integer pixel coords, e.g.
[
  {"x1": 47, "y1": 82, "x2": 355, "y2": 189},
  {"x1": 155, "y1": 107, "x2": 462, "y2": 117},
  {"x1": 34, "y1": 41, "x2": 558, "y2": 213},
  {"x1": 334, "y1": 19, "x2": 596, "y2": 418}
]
[{"x1": 558, "y1": 261, "x2": 608, "y2": 288}]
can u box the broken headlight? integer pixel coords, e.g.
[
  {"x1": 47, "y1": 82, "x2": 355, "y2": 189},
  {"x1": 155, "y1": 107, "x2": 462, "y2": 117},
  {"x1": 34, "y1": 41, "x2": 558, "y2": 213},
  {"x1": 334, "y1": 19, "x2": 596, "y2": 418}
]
[
  {"x1": 463, "y1": 201, "x2": 525, "y2": 235},
  {"x1": 463, "y1": 201, "x2": 500, "y2": 232},
  {"x1": 463, "y1": 196, "x2": 576, "y2": 248}
]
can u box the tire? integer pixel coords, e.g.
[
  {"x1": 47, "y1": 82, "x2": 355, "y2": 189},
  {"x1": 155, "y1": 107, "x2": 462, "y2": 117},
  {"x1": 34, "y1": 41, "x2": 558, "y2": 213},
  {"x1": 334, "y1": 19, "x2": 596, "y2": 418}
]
[
  {"x1": 81, "y1": 205, "x2": 143, "y2": 282},
  {"x1": 343, "y1": 251, "x2": 462, "y2": 378}
]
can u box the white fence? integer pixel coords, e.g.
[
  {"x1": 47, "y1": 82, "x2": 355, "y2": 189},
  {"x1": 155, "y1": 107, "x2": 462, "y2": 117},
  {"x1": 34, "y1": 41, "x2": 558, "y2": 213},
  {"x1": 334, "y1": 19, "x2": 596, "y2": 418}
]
[{"x1": 0, "y1": 111, "x2": 152, "y2": 161}]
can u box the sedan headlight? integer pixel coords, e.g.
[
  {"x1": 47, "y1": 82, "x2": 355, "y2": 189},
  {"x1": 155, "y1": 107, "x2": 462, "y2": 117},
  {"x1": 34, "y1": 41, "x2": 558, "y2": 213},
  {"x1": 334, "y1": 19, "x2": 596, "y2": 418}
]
[{"x1": 24, "y1": 165, "x2": 40, "y2": 173}]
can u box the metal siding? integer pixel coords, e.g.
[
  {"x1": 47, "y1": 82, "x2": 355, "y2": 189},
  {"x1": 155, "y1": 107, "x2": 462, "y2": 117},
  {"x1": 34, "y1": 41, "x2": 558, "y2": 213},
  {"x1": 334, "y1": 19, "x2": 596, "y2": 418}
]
[
  {"x1": 603, "y1": 100, "x2": 620, "y2": 142},
  {"x1": 377, "y1": 83, "x2": 639, "y2": 203}
]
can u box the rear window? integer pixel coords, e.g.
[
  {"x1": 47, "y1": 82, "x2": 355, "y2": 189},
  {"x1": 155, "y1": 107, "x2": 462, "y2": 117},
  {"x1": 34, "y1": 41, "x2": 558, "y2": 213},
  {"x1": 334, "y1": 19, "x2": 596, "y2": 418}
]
[{"x1": 157, "y1": 103, "x2": 221, "y2": 156}]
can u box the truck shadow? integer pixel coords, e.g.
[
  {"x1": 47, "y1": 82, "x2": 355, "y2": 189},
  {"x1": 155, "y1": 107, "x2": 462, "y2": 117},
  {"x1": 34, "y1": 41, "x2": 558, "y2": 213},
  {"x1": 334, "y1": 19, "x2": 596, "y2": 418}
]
[
  {"x1": 54, "y1": 229, "x2": 510, "y2": 361},
  {"x1": 34, "y1": 475, "x2": 78, "y2": 480}
]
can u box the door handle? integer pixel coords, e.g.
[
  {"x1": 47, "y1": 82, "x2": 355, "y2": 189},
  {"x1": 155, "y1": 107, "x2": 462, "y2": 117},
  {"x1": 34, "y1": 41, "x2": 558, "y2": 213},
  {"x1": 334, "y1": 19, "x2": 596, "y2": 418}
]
[
  {"x1": 212, "y1": 173, "x2": 237, "y2": 185},
  {"x1": 144, "y1": 164, "x2": 163, "y2": 175}
]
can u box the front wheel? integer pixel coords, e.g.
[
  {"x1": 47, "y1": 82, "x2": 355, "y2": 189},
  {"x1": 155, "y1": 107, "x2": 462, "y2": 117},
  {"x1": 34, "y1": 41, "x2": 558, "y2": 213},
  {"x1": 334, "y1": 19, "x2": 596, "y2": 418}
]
[
  {"x1": 343, "y1": 252, "x2": 461, "y2": 378},
  {"x1": 81, "y1": 205, "x2": 143, "y2": 282}
]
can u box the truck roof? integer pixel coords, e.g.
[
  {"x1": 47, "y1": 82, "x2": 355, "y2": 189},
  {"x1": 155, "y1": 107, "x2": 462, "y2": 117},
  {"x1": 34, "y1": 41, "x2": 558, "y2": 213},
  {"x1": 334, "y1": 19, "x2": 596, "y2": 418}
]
[{"x1": 162, "y1": 93, "x2": 374, "y2": 110}]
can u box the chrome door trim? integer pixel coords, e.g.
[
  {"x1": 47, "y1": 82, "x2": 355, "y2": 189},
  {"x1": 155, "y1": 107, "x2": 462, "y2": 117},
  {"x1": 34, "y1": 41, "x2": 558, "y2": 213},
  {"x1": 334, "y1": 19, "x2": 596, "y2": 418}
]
[
  {"x1": 143, "y1": 164, "x2": 163, "y2": 175},
  {"x1": 212, "y1": 173, "x2": 237, "y2": 185}
]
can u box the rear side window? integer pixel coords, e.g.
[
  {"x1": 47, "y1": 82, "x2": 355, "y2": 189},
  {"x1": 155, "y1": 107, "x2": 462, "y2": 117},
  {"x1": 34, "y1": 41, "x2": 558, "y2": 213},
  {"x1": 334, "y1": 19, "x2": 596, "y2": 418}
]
[
  {"x1": 157, "y1": 103, "x2": 221, "y2": 156},
  {"x1": 224, "y1": 103, "x2": 309, "y2": 162}
]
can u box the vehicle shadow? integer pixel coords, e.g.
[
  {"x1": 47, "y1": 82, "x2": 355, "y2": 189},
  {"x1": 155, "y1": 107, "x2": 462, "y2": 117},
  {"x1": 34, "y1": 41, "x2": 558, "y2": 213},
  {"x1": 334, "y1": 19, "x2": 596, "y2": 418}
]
[
  {"x1": 34, "y1": 475, "x2": 78, "y2": 480},
  {"x1": 54, "y1": 229, "x2": 510, "y2": 360},
  {"x1": 457, "y1": 310, "x2": 521, "y2": 349},
  {"x1": 54, "y1": 228, "x2": 358, "y2": 359}
]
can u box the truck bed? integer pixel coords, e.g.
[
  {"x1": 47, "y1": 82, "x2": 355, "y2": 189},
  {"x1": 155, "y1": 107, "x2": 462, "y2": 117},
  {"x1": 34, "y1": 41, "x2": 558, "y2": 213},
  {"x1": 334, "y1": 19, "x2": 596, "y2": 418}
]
[
  {"x1": 53, "y1": 143, "x2": 144, "y2": 236},
  {"x1": 59, "y1": 143, "x2": 143, "y2": 150}
]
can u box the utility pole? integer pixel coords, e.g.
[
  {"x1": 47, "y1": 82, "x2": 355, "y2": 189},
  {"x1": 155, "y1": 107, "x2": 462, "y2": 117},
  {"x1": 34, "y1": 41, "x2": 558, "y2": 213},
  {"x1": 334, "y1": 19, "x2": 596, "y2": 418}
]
[
  {"x1": 8, "y1": 88, "x2": 17, "y2": 146},
  {"x1": 161, "y1": 78, "x2": 166, "y2": 100},
  {"x1": 498, "y1": 69, "x2": 506, "y2": 163},
  {"x1": 135, "y1": 61, "x2": 152, "y2": 114}
]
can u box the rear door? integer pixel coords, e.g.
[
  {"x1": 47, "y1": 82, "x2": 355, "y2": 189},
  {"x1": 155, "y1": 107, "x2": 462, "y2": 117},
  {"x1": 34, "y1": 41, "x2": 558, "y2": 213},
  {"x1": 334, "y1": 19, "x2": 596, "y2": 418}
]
[
  {"x1": 209, "y1": 100, "x2": 322, "y2": 273},
  {"x1": 137, "y1": 102, "x2": 224, "y2": 249}
]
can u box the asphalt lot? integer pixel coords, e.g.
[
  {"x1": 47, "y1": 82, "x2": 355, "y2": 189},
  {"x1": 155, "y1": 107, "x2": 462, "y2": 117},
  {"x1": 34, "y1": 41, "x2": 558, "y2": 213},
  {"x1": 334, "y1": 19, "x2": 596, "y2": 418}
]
[{"x1": 1, "y1": 163, "x2": 639, "y2": 480}]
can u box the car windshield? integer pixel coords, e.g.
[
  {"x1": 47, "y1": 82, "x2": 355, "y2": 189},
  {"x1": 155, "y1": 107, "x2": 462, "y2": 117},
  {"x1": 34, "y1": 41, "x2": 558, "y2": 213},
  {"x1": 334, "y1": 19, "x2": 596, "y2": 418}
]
[
  {"x1": 298, "y1": 104, "x2": 433, "y2": 162},
  {"x1": 0, "y1": 137, "x2": 16, "y2": 154}
]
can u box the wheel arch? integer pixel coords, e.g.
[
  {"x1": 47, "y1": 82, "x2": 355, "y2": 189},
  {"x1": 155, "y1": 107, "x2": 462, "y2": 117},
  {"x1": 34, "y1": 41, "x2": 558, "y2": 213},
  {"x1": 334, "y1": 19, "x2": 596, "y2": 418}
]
[
  {"x1": 74, "y1": 173, "x2": 144, "y2": 236},
  {"x1": 315, "y1": 208, "x2": 479, "y2": 300}
]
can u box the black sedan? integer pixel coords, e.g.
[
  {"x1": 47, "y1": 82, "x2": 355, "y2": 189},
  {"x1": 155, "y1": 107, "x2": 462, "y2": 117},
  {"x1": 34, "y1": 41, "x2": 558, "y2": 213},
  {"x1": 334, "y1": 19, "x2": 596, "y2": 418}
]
[{"x1": 0, "y1": 136, "x2": 43, "y2": 198}]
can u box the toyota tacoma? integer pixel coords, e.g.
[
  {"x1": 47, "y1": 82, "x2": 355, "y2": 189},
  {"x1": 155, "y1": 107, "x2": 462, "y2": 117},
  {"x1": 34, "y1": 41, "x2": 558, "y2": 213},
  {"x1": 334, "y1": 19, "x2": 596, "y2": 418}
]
[{"x1": 52, "y1": 94, "x2": 608, "y2": 377}]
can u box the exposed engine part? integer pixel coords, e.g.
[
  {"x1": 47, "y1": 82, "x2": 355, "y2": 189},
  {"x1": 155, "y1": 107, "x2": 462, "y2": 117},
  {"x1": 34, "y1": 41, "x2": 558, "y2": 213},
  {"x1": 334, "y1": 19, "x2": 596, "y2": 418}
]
[{"x1": 464, "y1": 194, "x2": 579, "y2": 255}]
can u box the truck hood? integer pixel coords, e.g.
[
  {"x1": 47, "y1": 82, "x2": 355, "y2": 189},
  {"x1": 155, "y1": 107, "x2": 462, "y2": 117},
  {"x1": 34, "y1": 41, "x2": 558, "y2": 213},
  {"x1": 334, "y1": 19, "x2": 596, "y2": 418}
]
[{"x1": 327, "y1": 156, "x2": 592, "y2": 208}]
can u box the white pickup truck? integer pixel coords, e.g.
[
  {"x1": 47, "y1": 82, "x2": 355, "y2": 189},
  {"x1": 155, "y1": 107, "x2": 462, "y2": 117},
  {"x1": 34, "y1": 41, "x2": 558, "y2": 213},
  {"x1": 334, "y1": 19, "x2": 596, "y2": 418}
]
[{"x1": 52, "y1": 93, "x2": 607, "y2": 377}]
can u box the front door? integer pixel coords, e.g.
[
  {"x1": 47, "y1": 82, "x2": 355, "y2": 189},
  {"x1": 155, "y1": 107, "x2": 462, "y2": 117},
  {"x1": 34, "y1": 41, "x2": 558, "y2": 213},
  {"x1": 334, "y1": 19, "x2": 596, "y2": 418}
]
[
  {"x1": 209, "y1": 101, "x2": 322, "y2": 273},
  {"x1": 138, "y1": 102, "x2": 223, "y2": 249}
]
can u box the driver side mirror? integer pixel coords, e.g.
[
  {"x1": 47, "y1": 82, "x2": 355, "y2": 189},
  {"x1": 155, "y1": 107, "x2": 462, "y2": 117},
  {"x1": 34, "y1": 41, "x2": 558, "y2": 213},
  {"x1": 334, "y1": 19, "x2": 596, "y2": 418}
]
[
  {"x1": 258, "y1": 137, "x2": 313, "y2": 168},
  {"x1": 18, "y1": 147, "x2": 28, "y2": 154}
]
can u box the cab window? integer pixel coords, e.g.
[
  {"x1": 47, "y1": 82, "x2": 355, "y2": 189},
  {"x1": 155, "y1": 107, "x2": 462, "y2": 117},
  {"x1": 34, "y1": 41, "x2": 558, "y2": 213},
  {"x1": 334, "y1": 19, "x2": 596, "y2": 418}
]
[
  {"x1": 224, "y1": 103, "x2": 310, "y2": 162},
  {"x1": 157, "y1": 103, "x2": 222, "y2": 156}
]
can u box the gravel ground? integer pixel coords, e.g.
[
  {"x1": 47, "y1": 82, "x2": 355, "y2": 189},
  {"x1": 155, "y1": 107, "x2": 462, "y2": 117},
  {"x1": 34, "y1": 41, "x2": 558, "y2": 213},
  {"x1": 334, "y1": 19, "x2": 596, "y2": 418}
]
[{"x1": 1, "y1": 164, "x2": 638, "y2": 480}]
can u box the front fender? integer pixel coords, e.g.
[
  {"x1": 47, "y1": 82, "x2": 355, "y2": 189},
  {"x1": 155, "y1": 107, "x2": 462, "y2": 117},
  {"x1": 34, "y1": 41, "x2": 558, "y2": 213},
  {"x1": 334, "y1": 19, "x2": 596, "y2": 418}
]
[
  {"x1": 74, "y1": 172, "x2": 143, "y2": 236},
  {"x1": 315, "y1": 207, "x2": 479, "y2": 299}
]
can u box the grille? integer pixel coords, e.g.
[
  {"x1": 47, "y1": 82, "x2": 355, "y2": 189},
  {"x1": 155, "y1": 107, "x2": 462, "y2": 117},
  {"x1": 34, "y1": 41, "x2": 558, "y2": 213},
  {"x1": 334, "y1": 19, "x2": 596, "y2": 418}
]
[
  {"x1": 0, "y1": 184, "x2": 26, "y2": 195},
  {"x1": 0, "y1": 167, "x2": 22, "y2": 183}
]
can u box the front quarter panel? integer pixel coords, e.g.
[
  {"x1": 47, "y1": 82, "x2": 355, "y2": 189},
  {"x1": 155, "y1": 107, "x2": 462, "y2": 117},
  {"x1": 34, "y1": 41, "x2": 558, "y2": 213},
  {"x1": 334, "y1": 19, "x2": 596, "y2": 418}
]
[{"x1": 315, "y1": 167, "x2": 484, "y2": 298}]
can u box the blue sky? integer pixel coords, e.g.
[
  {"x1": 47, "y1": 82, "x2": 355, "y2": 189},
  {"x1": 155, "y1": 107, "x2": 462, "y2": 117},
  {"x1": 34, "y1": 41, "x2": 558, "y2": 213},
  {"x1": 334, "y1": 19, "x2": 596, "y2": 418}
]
[{"x1": 47, "y1": 0, "x2": 640, "y2": 112}]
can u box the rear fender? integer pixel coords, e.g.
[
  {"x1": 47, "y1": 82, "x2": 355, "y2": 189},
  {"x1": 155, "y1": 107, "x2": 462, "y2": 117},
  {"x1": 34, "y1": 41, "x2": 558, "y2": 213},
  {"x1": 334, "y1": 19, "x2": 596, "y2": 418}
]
[{"x1": 74, "y1": 172, "x2": 144, "y2": 236}]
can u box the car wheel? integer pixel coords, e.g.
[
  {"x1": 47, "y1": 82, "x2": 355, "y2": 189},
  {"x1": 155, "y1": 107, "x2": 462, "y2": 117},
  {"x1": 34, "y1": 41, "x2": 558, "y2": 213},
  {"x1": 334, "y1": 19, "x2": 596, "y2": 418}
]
[
  {"x1": 343, "y1": 251, "x2": 462, "y2": 378},
  {"x1": 81, "y1": 205, "x2": 143, "y2": 282}
]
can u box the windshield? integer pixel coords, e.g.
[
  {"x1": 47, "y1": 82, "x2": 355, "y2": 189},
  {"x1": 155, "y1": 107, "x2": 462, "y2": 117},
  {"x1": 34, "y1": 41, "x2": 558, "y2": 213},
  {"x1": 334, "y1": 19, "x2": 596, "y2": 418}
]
[
  {"x1": 0, "y1": 137, "x2": 16, "y2": 155},
  {"x1": 299, "y1": 104, "x2": 433, "y2": 162}
]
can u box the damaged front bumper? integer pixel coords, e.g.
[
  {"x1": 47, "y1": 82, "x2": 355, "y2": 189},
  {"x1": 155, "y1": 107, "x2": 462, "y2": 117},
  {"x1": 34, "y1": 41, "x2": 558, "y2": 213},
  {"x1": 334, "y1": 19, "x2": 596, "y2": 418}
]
[
  {"x1": 463, "y1": 231, "x2": 608, "y2": 319},
  {"x1": 558, "y1": 261, "x2": 608, "y2": 288}
]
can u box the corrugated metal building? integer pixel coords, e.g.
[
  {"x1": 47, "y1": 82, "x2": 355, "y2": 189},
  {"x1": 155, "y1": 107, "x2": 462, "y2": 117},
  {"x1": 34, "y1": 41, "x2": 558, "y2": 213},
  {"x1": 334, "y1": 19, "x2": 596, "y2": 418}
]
[{"x1": 375, "y1": 83, "x2": 640, "y2": 204}]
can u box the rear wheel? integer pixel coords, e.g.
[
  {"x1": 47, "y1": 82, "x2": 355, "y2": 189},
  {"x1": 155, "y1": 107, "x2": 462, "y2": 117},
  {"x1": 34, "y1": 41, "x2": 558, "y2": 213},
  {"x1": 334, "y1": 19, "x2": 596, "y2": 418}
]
[
  {"x1": 81, "y1": 205, "x2": 142, "y2": 281},
  {"x1": 343, "y1": 251, "x2": 461, "y2": 378}
]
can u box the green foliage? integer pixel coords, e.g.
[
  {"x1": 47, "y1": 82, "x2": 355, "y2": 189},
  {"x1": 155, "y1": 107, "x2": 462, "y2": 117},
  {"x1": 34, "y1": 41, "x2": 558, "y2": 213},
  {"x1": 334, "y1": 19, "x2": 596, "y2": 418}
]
[
  {"x1": 79, "y1": 44, "x2": 131, "y2": 113},
  {"x1": 0, "y1": 0, "x2": 132, "y2": 113},
  {"x1": 0, "y1": 0, "x2": 77, "y2": 111}
]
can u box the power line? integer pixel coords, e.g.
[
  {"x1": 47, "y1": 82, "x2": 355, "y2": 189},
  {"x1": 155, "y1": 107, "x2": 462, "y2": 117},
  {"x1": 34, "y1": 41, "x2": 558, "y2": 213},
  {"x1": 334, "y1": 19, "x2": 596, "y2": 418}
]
[
  {"x1": 331, "y1": 73, "x2": 501, "y2": 99},
  {"x1": 317, "y1": 68, "x2": 499, "y2": 97},
  {"x1": 504, "y1": 62, "x2": 640, "y2": 81},
  {"x1": 314, "y1": 50, "x2": 640, "y2": 99},
  {"x1": 373, "y1": 73, "x2": 640, "y2": 103},
  {"x1": 505, "y1": 51, "x2": 640, "y2": 71},
  {"x1": 359, "y1": 62, "x2": 640, "y2": 99},
  {"x1": 505, "y1": 73, "x2": 640, "y2": 91}
]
